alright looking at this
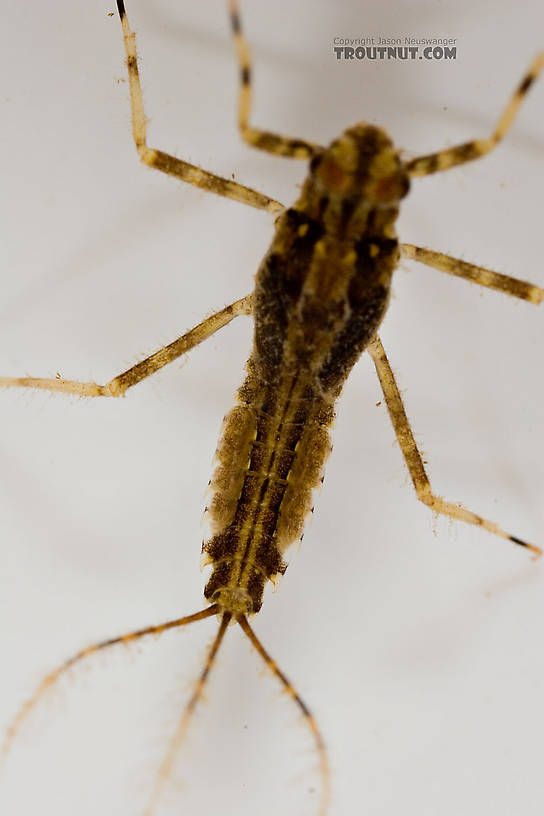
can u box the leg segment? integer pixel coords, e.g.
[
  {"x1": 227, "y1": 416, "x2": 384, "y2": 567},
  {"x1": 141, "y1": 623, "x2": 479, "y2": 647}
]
[
  {"x1": 405, "y1": 53, "x2": 544, "y2": 177},
  {"x1": 116, "y1": 1, "x2": 284, "y2": 215},
  {"x1": 0, "y1": 605, "x2": 219, "y2": 765},
  {"x1": 0, "y1": 293, "x2": 252, "y2": 398},
  {"x1": 228, "y1": 0, "x2": 320, "y2": 159},
  {"x1": 400, "y1": 244, "x2": 544, "y2": 304},
  {"x1": 367, "y1": 335, "x2": 541, "y2": 558},
  {"x1": 238, "y1": 615, "x2": 330, "y2": 816},
  {"x1": 143, "y1": 613, "x2": 231, "y2": 816}
]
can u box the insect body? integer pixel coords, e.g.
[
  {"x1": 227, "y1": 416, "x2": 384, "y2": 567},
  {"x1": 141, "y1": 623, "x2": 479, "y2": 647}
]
[
  {"x1": 204, "y1": 125, "x2": 408, "y2": 617},
  {"x1": 1, "y1": 1, "x2": 543, "y2": 814}
]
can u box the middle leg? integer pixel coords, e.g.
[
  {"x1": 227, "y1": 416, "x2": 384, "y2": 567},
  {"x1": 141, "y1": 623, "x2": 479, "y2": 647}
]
[
  {"x1": 0, "y1": 294, "x2": 252, "y2": 398},
  {"x1": 400, "y1": 244, "x2": 544, "y2": 304},
  {"x1": 367, "y1": 335, "x2": 541, "y2": 558}
]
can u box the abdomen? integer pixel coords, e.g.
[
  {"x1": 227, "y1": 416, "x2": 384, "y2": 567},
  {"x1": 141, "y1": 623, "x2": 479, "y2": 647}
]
[{"x1": 202, "y1": 358, "x2": 334, "y2": 614}]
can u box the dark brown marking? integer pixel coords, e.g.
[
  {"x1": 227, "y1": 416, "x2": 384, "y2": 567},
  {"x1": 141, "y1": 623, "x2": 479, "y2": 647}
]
[
  {"x1": 230, "y1": 10, "x2": 241, "y2": 34},
  {"x1": 452, "y1": 141, "x2": 482, "y2": 162},
  {"x1": 510, "y1": 535, "x2": 531, "y2": 550},
  {"x1": 518, "y1": 74, "x2": 534, "y2": 95}
]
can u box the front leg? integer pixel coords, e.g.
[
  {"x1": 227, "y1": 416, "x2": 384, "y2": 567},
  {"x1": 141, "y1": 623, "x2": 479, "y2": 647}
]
[
  {"x1": 404, "y1": 54, "x2": 543, "y2": 178},
  {"x1": 116, "y1": 1, "x2": 284, "y2": 216}
]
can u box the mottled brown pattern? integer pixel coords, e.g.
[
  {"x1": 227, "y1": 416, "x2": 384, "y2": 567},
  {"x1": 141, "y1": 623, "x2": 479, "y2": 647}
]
[{"x1": 203, "y1": 124, "x2": 410, "y2": 614}]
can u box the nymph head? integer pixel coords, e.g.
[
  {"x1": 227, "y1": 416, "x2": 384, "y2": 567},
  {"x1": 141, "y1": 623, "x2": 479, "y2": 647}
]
[{"x1": 309, "y1": 123, "x2": 410, "y2": 209}]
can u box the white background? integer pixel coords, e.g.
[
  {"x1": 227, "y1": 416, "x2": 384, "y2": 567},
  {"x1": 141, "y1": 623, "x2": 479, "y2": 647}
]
[{"x1": 1, "y1": 1, "x2": 543, "y2": 814}]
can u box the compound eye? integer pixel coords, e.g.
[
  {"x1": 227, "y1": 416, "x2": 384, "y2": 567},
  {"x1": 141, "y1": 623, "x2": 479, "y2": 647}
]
[
  {"x1": 373, "y1": 173, "x2": 410, "y2": 203},
  {"x1": 316, "y1": 156, "x2": 350, "y2": 193}
]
